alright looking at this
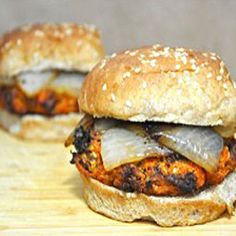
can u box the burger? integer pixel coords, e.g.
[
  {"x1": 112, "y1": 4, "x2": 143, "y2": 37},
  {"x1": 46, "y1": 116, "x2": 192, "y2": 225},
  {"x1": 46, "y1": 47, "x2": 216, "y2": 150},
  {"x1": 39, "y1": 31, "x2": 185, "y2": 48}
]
[
  {"x1": 65, "y1": 45, "x2": 236, "y2": 226},
  {"x1": 0, "y1": 23, "x2": 105, "y2": 141}
]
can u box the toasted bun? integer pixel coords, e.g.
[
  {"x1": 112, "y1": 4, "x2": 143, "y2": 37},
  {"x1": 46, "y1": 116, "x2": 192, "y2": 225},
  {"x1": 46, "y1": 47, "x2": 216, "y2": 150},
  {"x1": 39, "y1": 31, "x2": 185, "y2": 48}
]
[
  {"x1": 81, "y1": 172, "x2": 236, "y2": 226},
  {"x1": 0, "y1": 109, "x2": 83, "y2": 141},
  {"x1": 79, "y1": 46, "x2": 236, "y2": 126},
  {"x1": 0, "y1": 23, "x2": 105, "y2": 77}
]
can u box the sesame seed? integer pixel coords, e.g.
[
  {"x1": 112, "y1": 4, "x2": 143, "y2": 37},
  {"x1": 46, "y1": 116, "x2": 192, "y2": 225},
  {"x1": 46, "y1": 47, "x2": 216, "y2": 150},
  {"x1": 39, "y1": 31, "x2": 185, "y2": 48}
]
[
  {"x1": 140, "y1": 54, "x2": 145, "y2": 58},
  {"x1": 171, "y1": 72, "x2": 176, "y2": 78},
  {"x1": 124, "y1": 50, "x2": 130, "y2": 55},
  {"x1": 111, "y1": 93, "x2": 116, "y2": 102},
  {"x1": 202, "y1": 53, "x2": 208, "y2": 57},
  {"x1": 134, "y1": 67, "x2": 141, "y2": 73},
  {"x1": 65, "y1": 28, "x2": 73, "y2": 36},
  {"x1": 220, "y1": 67, "x2": 224, "y2": 75},
  {"x1": 223, "y1": 83, "x2": 228, "y2": 90},
  {"x1": 216, "y1": 75, "x2": 222, "y2": 81},
  {"x1": 211, "y1": 56, "x2": 217, "y2": 60},
  {"x1": 181, "y1": 56, "x2": 187, "y2": 65},
  {"x1": 164, "y1": 47, "x2": 170, "y2": 52},
  {"x1": 102, "y1": 83, "x2": 107, "y2": 91},
  {"x1": 183, "y1": 70, "x2": 189, "y2": 76},
  {"x1": 174, "y1": 51, "x2": 182, "y2": 58},
  {"x1": 16, "y1": 39, "x2": 22, "y2": 46},
  {"x1": 142, "y1": 81, "x2": 147, "y2": 88},
  {"x1": 207, "y1": 72, "x2": 213, "y2": 78},
  {"x1": 152, "y1": 44, "x2": 161, "y2": 49},
  {"x1": 129, "y1": 51, "x2": 137, "y2": 56},
  {"x1": 111, "y1": 53, "x2": 117, "y2": 58},
  {"x1": 150, "y1": 59, "x2": 157, "y2": 68},
  {"x1": 175, "y1": 64, "x2": 181, "y2": 70},
  {"x1": 190, "y1": 58, "x2": 196, "y2": 64},
  {"x1": 176, "y1": 48, "x2": 185, "y2": 52},
  {"x1": 99, "y1": 59, "x2": 106, "y2": 69},
  {"x1": 151, "y1": 51, "x2": 160, "y2": 57},
  {"x1": 195, "y1": 67, "x2": 200, "y2": 74},
  {"x1": 191, "y1": 63, "x2": 197, "y2": 70},
  {"x1": 232, "y1": 81, "x2": 236, "y2": 90},
  {"x1": 34, "y1": 30, "x2": 45, "y2": 37},
  {"x1": 125, "y1": 100, "x2": 132, "y2": 108},
  {"x1": 123, "y1": 71, "x2": 131, "y2": 78},
  {"x1": 220, "y1": 61, "x2": 225, "y2": 67}
]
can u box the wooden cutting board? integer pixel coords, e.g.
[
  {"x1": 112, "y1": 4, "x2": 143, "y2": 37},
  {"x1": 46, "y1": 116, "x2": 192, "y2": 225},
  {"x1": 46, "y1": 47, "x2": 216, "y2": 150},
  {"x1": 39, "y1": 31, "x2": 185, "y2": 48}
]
[{"x1": 0, "y1": 129, "x2": 235, "y2": 236}]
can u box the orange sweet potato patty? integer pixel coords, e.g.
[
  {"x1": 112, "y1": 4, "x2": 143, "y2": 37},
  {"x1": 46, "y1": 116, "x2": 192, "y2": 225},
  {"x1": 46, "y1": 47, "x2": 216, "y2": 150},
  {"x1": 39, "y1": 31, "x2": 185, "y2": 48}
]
[
  {"x1": 71, "y1": 129, "x2": 236, "y2": 196},
  {"x1": 0, "y1": 85, "x2": 78, "y2": 116}
]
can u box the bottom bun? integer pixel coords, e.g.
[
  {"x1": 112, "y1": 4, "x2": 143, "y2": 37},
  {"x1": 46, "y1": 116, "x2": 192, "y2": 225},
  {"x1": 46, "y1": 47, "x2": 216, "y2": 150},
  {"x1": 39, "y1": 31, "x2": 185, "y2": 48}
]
[
  {"x1": 81, "y1": 172, "x2": 236, "y2": 226},
  {"x1": 0, "y1": 109, "x2": 83, "y2": 141}
]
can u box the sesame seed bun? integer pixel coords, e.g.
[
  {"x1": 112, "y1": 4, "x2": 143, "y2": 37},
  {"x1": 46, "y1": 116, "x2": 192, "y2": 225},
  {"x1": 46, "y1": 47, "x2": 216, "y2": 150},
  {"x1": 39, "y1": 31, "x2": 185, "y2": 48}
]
[
  {"x1": 0, "y1": 23, "x2": 104, "y2": 141},
  {"x1": 0, "y1": 23, "x2": 105, "y2": 76},
  {"x1": 81, "y1": 171, "x2": 236, "y2": 226},
  {"x1": 79, "y1": 45, "x2": 236, "y2": 127}
]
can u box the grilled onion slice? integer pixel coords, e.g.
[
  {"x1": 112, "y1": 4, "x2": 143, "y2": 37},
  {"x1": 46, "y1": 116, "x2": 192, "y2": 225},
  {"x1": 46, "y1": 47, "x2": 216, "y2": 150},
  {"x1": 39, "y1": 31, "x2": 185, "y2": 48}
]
[
  {"x1": 48, "y1": 72, "x2": 84, "y2": 95},
  {"x1": 101, "y1": 127, "x2": 171, "y2": 171},
  {"x1": 16, "y1": 71, "x2": 84, "y2": 96},
  {"x1": 147, "y1": 124, "x2": 224, "y2": 173},
  {"x1": 17, "y1": 71, "x2": 54, "y2": 96}
]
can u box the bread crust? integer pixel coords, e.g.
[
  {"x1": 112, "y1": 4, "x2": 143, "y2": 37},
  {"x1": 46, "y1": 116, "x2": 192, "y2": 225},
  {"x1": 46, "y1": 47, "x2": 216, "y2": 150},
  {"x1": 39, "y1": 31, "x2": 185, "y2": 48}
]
[
  {"x1": 0, "y1": 23, "x2": 105, "y2": 76},
  {"x1": 81, "y1": 172, "x2": 236, "y2": 226},
  {"x1": 0, "y1": 109, "x2": 84, "y2": 141},
  {"x1": 79, "y1": 46, "x2": 236, "y2": 126}
]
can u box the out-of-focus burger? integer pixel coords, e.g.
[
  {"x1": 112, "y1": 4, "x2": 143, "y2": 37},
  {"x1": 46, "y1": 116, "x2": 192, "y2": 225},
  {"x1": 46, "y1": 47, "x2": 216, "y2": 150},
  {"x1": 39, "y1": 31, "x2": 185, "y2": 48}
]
[
  {"x1": 0, "y1": 23, "x2": 105, "y2": 141},
  {"x1": 65, "y1": 45, "x2": 236, "y2": 226}
]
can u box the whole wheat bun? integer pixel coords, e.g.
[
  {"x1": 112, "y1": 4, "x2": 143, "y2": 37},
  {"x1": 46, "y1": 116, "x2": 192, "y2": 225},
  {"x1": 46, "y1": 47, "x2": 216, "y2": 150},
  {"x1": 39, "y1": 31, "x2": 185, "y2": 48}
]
[
  {"x1": 79, "y1": 45, "x2": 236, "y2": 127},
  {"x1": 0, "y1": 23, "x2": 104, "y2": 141},
  {"x1": 81, "y1": 172, "x2": 236, "y2": 226},
  {"x1": 0, "y1": 109, "x2": 83, "y2": 141},
  {"x1": 0, "y1": 23, "x2": 105, "y2": 76}
]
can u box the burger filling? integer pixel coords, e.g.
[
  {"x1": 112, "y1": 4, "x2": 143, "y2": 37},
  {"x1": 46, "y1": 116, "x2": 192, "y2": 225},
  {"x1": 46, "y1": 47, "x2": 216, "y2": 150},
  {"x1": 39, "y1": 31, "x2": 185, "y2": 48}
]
[
  {"x1": 0, "y1": 71, "x2": 84, "y2": 116},
  {"x1": 66, "y1": 115, "x2": 236, "y2": 196}
]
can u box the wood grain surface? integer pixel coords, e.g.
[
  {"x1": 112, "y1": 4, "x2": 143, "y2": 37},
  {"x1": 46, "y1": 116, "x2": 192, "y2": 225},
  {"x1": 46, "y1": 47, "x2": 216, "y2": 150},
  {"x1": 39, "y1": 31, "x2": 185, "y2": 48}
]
[{"x1": 0, "y1": 129, "x2": 235, "y2": 236}]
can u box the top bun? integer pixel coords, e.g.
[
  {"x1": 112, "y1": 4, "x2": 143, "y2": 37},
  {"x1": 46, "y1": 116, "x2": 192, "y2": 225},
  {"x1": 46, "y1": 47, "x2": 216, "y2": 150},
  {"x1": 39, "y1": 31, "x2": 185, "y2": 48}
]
[
  {"x1": 0, "y1": 23, "x2": 105, "y2": 76},
  {"x1": 79, "y1": 45, "x2": 236, "y2": 126}
]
